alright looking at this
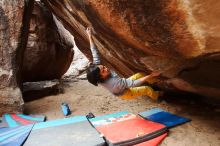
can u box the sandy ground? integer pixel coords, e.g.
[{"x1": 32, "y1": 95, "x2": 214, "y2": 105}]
[{"x1": 24, "y1": 77, "x2": 220, "y2": 146}]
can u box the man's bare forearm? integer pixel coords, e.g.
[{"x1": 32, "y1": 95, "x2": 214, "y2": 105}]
[
  {"x1": 137, "y1": 75, "x2": 153, "y2": 85},
  {"x1": 128, "y1": 72, "x2": 161, "y2": 87},
  {"x1": 86, "y1": 27, "x2": 101, "y2": 64},
  {"x1": 88, "y1": 34, "x2": 95, "y2": 49}
]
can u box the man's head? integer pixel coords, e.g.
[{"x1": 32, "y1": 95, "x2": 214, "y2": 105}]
[{"x1": 86, "y1": 64, "x2": 111, "y2": 86}]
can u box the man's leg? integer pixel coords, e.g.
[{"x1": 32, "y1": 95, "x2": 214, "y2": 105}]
[{"x1": 119, "y1": 86, "x2": 159, "y2": 100}]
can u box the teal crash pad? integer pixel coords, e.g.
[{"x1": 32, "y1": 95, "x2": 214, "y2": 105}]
[
  {"x1": 24, "y1": 116, "x2": 105, "y2": 146},
  {"x1": 1, "y1": 114, "x2": 45, "y2": 128}
]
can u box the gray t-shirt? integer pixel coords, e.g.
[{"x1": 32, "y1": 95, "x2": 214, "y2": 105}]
[{"x1": 90, "y1": 45, "x2": 142, "y2": 95}]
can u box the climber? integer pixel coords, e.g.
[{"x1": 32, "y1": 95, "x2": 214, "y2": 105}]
[{"x1": 86, "y1": 27, "x2": 163, "y2": 100}]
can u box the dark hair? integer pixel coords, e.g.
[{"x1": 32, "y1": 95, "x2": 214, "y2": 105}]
[{"x1": 86, "y1": 64, "x2": 104, "y2": 86}]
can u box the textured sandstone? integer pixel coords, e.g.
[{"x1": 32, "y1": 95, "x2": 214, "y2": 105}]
[
  {"x1": 0, "y1": 0, "x2": 34, "y2": 115},
  {"x1": 43, "y1": 0, "x2": 220, "y2": 98},
  {"x1": 23, "y1": 2, "x2": 74, "y2": 82}
]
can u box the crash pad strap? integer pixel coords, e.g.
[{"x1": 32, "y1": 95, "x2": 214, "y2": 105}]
[{"x1": 112, "y1": 127, "x2": 168, "y2": 146}]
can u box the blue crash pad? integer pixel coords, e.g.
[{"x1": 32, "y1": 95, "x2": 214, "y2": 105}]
[
  {"x1": 1, "y1": 114, "x2": 45, "y2": 128},
  {"x1": 0, "y1": 117, "x2": 8, "y2": 128},
  {"x1": 139, "y1": 108, "x2": 190, "y2": 128},
  {"x1": 0, "y1": 124, "x2": 33, "y2": 146}
]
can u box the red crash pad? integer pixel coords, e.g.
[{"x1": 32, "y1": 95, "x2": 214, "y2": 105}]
[
  {"x1": 135, "y1": 133, "x2": 167, "y2": 146},
  {"x1": 96, "y1": 115, "x2": 168, "y2": 146}
]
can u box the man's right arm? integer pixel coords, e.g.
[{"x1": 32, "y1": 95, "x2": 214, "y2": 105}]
[
  {"x1": 124, "y1": 71, "x2": 161, "y2": 88},
  {"x1": 87, "y1": 28, "x2": 101, "y2": 65}
]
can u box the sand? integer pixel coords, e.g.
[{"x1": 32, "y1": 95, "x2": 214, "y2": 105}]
[{"x1": 24, "y1": 78, "x2": 220, "y2": 146}]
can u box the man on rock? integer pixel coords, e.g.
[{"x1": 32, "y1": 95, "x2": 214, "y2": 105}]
[{"x1": 86, "y1": 27, "x2": 163, "y2": 100}]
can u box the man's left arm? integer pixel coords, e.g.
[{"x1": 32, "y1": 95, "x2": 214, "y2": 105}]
[{"x1": 86, "y1": 27, "x2": 101, "y2": 65}]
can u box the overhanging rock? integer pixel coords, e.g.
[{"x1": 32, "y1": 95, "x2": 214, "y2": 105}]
[{"x1": 43, "y1": 0, "x2": 220, "y2": 98}]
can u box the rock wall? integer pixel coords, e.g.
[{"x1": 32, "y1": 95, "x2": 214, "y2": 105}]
[
  {"x1": 0, "y1": 0, "x2": 34, "y2": 115},
  {"x1": 22, "y1": 2, "x2": 74, "y2": 82},
  {"x1": 43, "y1": 0, "x2": 220, "y2": 98}
]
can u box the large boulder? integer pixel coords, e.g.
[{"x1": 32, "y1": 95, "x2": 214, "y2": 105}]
[
  {"x1": 64, "y1": 46, "x2": 89, "y2": 78},
  {"x1": 0, "y1": 0, "x2": 34, "y2": 115},
  {"x1": 43, "y1": 0, "x2": 220, "y2": 98},
  {"x1": 22, "y1": 2, "x2": 74, "y2": 82}
]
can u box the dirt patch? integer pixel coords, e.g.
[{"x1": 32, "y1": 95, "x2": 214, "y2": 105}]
[{"x1": 24, "y1": 78, "x2": 220, "y2": 146}]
